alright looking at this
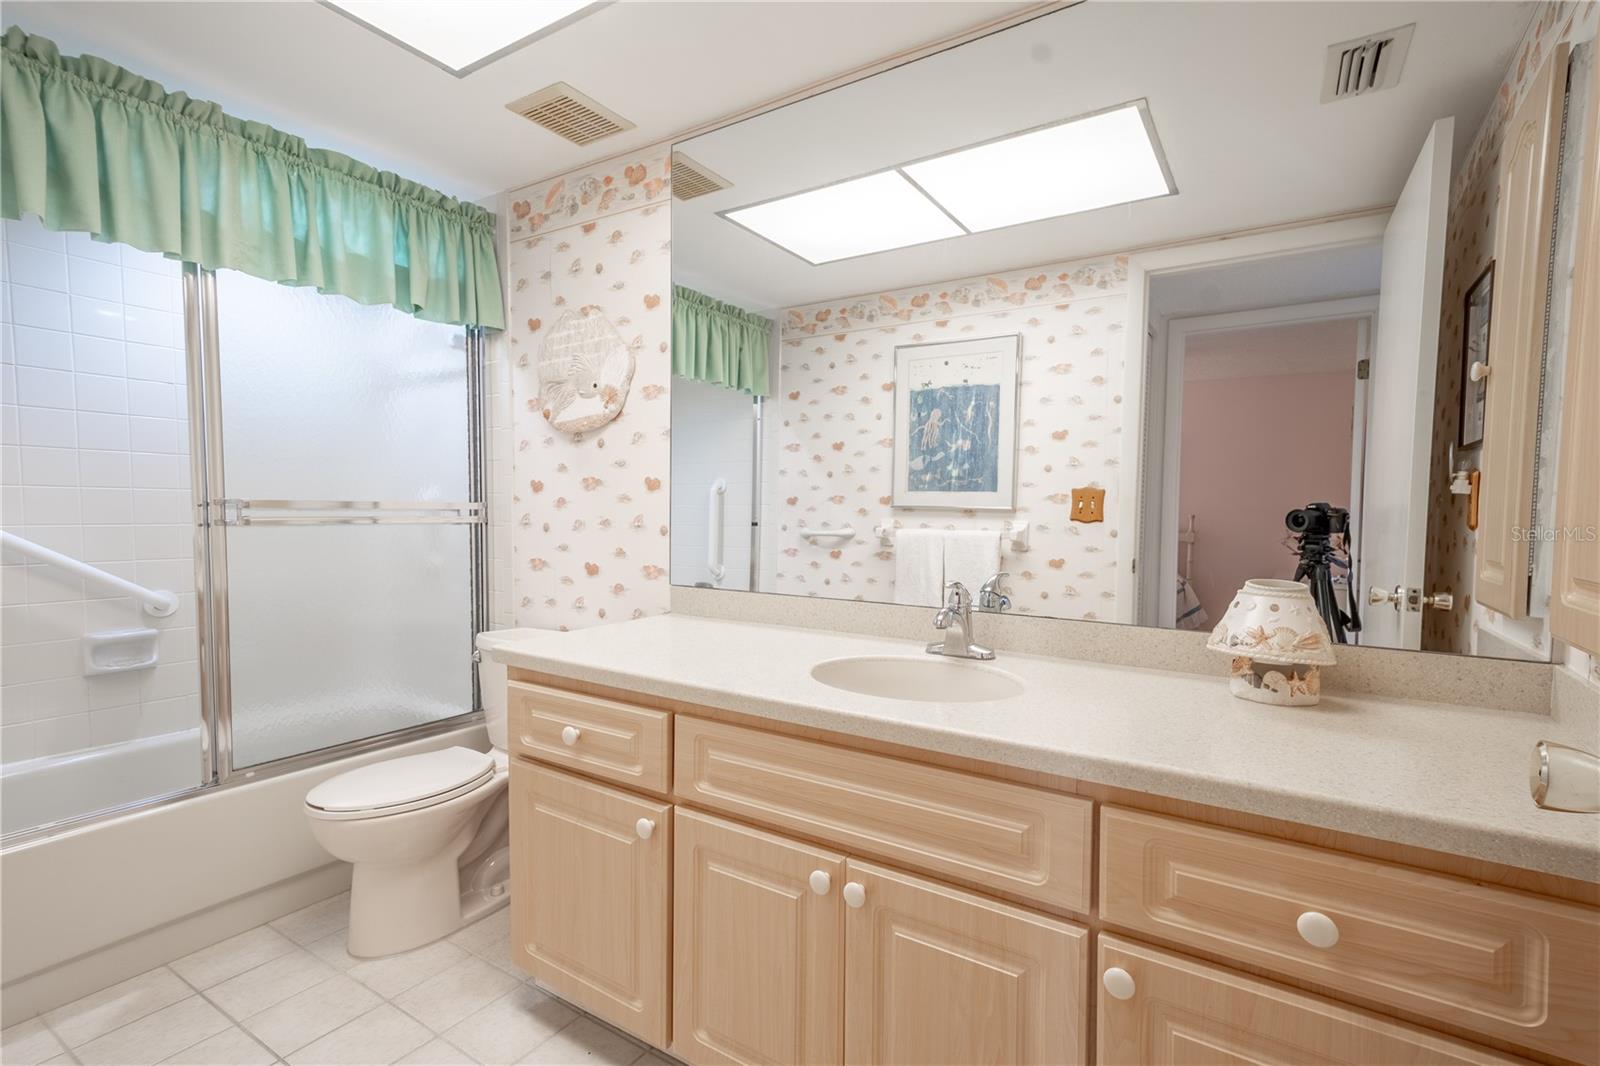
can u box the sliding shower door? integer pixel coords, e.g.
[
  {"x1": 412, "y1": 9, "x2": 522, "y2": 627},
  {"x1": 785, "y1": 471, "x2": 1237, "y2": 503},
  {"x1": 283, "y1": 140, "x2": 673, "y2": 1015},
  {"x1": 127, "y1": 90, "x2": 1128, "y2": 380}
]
[{"x1": 201, "y1": 269, "x2": 483, "y2": 772}]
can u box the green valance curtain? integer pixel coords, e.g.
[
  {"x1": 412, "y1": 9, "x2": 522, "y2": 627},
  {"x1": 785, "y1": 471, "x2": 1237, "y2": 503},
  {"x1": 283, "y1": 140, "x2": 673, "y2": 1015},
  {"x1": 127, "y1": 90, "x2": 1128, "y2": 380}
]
[
  {"x1": 0, "y1": 27, "x2": 505, "y2": 329},
  {"x1": 671, "y1": 285, "x2": 772, "y2": 396}
]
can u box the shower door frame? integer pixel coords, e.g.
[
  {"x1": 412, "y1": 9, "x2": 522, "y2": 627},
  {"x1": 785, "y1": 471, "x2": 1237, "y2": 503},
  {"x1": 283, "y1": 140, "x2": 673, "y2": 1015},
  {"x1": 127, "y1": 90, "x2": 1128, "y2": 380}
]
[
  {"x1": 0, "y1": 268, "x2": 488, "y2": 849},
  {"x1": 186, "y1": 266, "x2": 490, "y2": 788}
]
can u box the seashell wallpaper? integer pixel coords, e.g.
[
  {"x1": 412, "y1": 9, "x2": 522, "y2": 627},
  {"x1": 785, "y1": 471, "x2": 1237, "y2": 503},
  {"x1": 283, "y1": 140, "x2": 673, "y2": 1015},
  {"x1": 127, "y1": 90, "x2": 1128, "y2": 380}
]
[
  {"x1": 760, "y1": 256, "x2": 1132, "y2": 620},
  {"x1": 505, "y1": 153, "x2": 673, "y2": 631},
  {"x1": 1421, "y1": 0, "x2": 1597, "y2": 655}
]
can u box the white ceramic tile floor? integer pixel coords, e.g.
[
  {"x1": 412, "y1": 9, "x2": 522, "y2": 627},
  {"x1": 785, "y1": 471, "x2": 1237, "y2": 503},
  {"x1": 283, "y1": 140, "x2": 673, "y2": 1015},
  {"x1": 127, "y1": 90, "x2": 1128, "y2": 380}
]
[{"x1": 3, "y1": 896, "x2": 679, "y2": 1066}]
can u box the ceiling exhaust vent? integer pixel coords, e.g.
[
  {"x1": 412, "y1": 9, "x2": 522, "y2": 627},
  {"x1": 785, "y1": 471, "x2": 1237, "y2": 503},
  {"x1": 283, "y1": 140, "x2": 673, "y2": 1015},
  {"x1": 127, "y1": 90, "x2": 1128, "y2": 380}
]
[
  {"x1": 507, "y1": 82, "x2": 634, "y2": 146},
  {"x1": 1321, "y1": 23, "x2": 1414, "y2": 102},
  {"x1": 671, "y1": 153, "x2": 731, "y2": 200}
]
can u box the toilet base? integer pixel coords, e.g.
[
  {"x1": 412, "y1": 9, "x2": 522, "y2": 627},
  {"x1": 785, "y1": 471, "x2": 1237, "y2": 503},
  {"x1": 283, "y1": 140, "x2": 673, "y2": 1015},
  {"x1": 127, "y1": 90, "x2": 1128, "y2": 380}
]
[{"x1": 344, "y1": 842, "x2": 512, "y2": 958}]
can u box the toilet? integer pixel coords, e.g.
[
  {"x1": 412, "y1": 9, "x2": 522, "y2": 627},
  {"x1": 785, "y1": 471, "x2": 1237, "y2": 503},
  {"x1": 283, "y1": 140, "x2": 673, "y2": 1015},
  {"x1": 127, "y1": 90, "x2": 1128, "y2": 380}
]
[{"x1": 304, "y1": 653, "x2": 513, "y2": 958}]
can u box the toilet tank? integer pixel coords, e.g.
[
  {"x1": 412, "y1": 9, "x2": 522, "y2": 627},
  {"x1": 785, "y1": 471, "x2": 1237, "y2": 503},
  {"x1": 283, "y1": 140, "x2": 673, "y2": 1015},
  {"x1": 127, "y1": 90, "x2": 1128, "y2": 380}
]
[{"x1": 476, "y1": 629, "x2": 547, "y2": 753}]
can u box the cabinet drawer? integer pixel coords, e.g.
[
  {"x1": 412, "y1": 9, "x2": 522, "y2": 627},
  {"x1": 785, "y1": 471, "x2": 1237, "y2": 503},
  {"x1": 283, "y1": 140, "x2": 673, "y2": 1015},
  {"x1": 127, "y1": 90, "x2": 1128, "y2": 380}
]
[
  {"x1": 1099, "y1": 807, "x2": 1600, "y2": 1064},
  {"x1": 1097, "y1": 935, "x2": 1530, "y2": 1065},
  {"x1": 510, "y1": 763, "x2": 670, "y2": 1047},
  {"x1": 509, "y1": 680, "x2": 670, "y2": 795},
  {"x1": 674, "y1": 716, "x2": 1092, "y2": 913}
]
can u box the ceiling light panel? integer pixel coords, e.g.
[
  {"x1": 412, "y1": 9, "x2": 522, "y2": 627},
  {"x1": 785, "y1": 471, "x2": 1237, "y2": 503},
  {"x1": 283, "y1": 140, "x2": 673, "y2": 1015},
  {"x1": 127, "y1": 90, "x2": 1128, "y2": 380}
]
[
  {"x1": 325, "y1": 1, "x2": 597, "y2": 75},
  {"x1": 724, "y1": 171, "x2": 964, "y2": 265},
  {"x1": 903, "y1": 103, "x2": 1174, "y2": 232}
]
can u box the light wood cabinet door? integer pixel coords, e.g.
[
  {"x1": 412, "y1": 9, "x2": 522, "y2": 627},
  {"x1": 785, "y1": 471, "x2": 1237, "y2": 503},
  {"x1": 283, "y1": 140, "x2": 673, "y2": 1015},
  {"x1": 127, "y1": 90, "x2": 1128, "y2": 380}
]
[
  {"x1": 1550, "y1": 56, "x2": 1600, "y2": 655},
  {"x1": 1097, "y1": 936, "x2": 1531, "y2": 1065},
  {"x1": 510, "y1": 762, "x2": 671, "y2": 1047},
  {"x1": 673, "y1": 809, "x2": 845, "y2": 1066},
  {"x1": 843, "y1": 859, "x2": 1088, "y2": 1066},
  {"x1": 1477, "y1": 44, "x2": 1570, "y2": 617}
]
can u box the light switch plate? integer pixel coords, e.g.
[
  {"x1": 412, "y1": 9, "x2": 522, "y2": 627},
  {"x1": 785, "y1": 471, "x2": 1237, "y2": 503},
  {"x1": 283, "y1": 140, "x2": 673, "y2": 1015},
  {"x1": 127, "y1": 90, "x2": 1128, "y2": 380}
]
[{"x1": 1070, "y1": 486, "x2": 1105, "y2": 523}]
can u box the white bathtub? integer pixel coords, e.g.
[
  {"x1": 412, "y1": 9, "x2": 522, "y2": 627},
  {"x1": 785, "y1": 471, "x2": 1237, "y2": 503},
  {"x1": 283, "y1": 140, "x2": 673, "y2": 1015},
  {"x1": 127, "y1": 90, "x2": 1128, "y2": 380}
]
[
  {"x1": 1, "y1": 730, "x2": 204, "y2": 838},
  {"x1": 1, "y1": 719, "x2": 489, "y2": 1025}
]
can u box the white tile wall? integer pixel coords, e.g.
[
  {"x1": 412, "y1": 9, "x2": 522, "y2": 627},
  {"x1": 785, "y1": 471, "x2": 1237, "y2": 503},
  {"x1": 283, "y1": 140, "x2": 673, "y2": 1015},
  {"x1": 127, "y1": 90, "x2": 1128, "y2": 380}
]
[
  {"x1": 669, "y1": 378, "x2": 755, "y2": 591},
  {"x1": 1, "y1": 215, "x2": 200, "y2": 765}
]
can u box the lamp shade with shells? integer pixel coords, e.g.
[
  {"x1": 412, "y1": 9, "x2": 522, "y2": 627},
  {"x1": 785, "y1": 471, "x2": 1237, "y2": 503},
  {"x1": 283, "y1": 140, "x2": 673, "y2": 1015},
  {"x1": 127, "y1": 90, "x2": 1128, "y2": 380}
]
[
  {"x1": 536, "y1": 308, "x2": 636, "y2": 434},
  {"x1": 1206, "y1": 579, "x2": 1336, "y2": 706}
]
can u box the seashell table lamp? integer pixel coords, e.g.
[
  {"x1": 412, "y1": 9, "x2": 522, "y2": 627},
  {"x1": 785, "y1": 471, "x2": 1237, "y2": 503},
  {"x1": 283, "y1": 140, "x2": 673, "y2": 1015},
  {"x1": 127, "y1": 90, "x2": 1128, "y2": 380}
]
[{"x1": 1205, "y1": 579, "x2": 1337, "y2": 706}]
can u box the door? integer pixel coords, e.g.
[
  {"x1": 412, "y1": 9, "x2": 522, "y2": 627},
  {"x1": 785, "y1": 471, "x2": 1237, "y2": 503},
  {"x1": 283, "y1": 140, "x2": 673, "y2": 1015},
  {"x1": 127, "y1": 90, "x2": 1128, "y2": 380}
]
[
  {"x1": 1096, "y1": 936, "x2": 1525, "y2": 1065},
  {"x1": 673, "y1": 809, "x2": 844, "y2": 1066},
  {"x1": 204, "y1": 267, "x2": 482, "y2": 770},
  {"x1": 1358, "y1": 117, "x2": 1453, "y2": 649},
  {"x1": 842, "y1": 859, "x2": 1088, "y2": 1066},
  {"x1": 510, "y1": 763, "x2": 670, "y2": 1046},
  {"x1": 1551, "y1": 57, "x2": 1600, "y2": 656}
]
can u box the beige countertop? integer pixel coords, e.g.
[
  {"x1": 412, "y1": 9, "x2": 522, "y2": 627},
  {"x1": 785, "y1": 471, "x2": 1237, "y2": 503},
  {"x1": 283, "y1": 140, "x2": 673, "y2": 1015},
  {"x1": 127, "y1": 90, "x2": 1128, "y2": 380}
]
[{"x1": 480, "y1": 615, "x2": 1600, "y2": 883}]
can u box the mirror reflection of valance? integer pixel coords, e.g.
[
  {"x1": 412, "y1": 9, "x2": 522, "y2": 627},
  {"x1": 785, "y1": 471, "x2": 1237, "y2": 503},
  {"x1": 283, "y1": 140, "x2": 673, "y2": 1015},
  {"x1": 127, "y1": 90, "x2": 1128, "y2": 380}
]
[
  {"x1": 0, "y1": 27, "x2": 505, "y2": 329},
  {"x1": 671, "y1": 285, "x2": 772, "y2": 396}
]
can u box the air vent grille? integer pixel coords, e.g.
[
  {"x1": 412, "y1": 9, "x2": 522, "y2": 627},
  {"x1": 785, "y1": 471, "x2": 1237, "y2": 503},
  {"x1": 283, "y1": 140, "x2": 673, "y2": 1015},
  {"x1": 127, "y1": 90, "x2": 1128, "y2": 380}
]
[
  {"x1": 507, "y1": 82, "x2": 635, "y2": 146},
  {"x1": 671, "y1": 153, "x2": 731, "y2": 200},
  {"x1": 1321, "y1": 23, "x2": 1414, "y2": 102}
]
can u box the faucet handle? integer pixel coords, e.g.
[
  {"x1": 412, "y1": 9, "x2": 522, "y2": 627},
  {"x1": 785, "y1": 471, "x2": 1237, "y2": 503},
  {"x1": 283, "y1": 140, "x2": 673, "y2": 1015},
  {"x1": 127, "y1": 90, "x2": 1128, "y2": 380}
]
[{"x1": 944, "y1": 581, "x2": 971, "y2": 607}]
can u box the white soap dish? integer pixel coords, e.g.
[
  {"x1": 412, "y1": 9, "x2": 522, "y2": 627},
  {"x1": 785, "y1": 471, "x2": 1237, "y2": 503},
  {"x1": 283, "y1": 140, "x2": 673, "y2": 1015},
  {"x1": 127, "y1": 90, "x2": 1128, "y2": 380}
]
[{"x1": 83, "y1": 628, "x2": 160, "y2": 676}]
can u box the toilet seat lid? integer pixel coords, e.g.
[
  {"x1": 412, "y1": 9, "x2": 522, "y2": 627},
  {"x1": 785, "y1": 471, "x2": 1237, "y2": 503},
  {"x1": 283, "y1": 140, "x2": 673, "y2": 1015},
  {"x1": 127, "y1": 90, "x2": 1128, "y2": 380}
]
[{"x1": 306, "y1": 747, "x2": 495, "y2": 814}]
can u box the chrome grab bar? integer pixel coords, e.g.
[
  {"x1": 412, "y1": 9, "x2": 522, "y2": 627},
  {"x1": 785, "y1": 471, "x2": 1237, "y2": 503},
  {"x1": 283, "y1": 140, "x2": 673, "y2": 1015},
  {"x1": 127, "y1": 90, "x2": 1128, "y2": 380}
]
[{"x1": 1, "y1": 530, "x2": 178, "y2": 616}]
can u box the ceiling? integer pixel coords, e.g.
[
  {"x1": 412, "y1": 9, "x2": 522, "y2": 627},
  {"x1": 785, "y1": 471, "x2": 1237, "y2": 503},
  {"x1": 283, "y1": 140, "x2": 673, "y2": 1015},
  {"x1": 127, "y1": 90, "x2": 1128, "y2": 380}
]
[
  {"x1": 674, "y1": 1, "x2": 1531, "y2": 312},
  {"x1": 3, "y1": 0, "x2": 1035, "y2": 201}
]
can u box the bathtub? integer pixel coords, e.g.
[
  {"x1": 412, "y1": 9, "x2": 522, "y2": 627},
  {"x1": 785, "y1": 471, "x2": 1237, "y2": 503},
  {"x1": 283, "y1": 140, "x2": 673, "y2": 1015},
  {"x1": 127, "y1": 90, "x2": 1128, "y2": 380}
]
[
  {"x1": 1, "y1": 717, "x2": 488, "y2": 1026},
  {"x1": 1, "y1": 730, "x2": 204, "y2": 839}
]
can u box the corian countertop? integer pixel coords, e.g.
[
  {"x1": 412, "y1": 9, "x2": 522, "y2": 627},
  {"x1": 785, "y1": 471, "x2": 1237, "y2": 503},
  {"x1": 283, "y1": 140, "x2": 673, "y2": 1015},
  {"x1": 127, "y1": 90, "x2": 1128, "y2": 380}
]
[{"x1": 480, "y1": 615, "x2": 1600, "y2": 883}]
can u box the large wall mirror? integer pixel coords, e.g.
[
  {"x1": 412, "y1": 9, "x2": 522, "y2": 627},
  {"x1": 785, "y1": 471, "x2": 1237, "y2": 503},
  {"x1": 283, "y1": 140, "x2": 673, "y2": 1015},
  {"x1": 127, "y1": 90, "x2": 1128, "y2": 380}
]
[{"x1": 670, "y1": 1, "x2": 1600, "y2": 663}]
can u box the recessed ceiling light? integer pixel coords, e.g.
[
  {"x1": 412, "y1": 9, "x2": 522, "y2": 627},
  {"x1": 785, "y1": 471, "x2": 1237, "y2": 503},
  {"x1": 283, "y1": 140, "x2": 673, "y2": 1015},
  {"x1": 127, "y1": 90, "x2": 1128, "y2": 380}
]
[
  {"x1": 323, "y1": 1, "x2": 602, "y2": 77},
  {"x1": 903, "y1": 102, "x2": 1174, "y2": 232},
  {"x1": 723, "y1": 171, "x2": 964, "y2": 265}
]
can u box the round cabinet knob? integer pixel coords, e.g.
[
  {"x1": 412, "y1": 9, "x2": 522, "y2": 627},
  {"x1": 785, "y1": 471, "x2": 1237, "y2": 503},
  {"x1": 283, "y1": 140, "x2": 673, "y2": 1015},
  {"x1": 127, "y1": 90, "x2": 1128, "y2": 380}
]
[
  {"x1": 809, "y1": 870, "x2": 832, "y2": 896},
  {"x1": 634, "y1": 818, "x2": 655, "y2": 840},
  {"x1": 560, "y1": 726, "x2": 581, "y2": 746},
  {"x1": 1102, "y1": 967, "x2": 1136, "y2": 1001},
  {"x1": 842, "y1": 882, "x2": 866, "y2": 908},
  {"x1": 1470, "y1": 361, "x2": 1492, "y2": 382},
  {"x1": 1296, "y1": 910, "x2": 1340, "y2": 948}
]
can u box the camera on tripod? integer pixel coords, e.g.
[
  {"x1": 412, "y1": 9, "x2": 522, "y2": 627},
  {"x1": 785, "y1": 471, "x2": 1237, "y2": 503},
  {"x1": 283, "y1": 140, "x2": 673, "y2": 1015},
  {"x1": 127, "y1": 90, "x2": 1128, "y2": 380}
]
[{"x1": 1285, "y1": 502, "x2": 1360, "y2": 644}]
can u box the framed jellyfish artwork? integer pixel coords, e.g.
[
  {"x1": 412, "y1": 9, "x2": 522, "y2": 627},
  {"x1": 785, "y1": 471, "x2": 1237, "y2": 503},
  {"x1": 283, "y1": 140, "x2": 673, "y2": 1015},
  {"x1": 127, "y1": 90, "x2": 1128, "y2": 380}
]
[{"x1": 892, "y1": 335, "x2": 1020, "y2": 511}]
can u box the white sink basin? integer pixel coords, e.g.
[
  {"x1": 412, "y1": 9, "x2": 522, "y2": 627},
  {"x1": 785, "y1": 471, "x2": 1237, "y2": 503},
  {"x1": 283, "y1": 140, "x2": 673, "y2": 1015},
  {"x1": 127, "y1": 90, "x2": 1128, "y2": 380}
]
[{"x1": 810, "y1": 655, "x2": 1025, "y2": 703}]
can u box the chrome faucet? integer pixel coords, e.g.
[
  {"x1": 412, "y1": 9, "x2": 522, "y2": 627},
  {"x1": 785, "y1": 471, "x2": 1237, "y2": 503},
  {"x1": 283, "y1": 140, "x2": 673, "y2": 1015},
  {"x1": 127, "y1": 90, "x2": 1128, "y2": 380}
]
[
  {"x1": 977, "y1": 572, "x2": 1010, "y2": 613},
  {"x1": 928, "y1": 581, "x2": 995, "y2": 660}
]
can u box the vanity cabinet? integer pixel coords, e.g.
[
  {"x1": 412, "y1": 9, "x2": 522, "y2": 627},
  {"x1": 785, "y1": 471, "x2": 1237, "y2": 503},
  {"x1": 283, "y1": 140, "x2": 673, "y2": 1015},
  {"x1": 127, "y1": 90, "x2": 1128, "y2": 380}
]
[
  {"x1": 672, "y1": 807, "x2": 1088, "y2": 1066},
  {"x1": 1096, "y1": 935, "x2": 1527, "y2": 1065},
  {"x1": 509, "y1": 762, "x2": 671, "y2": 1046},
  {"x1": 507, "y1": 672, "x2": 1597, "y2": 1066}
]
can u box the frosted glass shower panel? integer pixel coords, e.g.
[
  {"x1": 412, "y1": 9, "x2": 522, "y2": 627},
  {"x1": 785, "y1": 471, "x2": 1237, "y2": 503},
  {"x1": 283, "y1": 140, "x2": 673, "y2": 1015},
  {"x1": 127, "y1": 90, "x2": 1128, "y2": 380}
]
[
  {"x1": 213, "y1": 269, "x2": 468, "y2": 501},
  {"x1": 226, "y1": 525, "x2": 472, "y2": 768}
]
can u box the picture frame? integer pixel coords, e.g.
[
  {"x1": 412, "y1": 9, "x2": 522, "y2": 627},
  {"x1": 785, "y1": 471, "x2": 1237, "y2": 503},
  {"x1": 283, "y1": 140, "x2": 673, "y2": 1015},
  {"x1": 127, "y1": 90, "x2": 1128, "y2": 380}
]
[
  {"x1": 1458, "y1": 261, "x2": 1494, "y2": 449},
  {"x1": 891, "y1": 335, "x2": 1021, "y2": 511}
]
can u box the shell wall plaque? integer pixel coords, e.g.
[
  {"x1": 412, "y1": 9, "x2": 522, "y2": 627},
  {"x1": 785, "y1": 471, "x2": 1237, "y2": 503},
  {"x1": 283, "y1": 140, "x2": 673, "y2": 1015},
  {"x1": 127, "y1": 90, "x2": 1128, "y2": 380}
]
[{"x1": 536, "y1": 308, "x2": 636, "y2": 434}]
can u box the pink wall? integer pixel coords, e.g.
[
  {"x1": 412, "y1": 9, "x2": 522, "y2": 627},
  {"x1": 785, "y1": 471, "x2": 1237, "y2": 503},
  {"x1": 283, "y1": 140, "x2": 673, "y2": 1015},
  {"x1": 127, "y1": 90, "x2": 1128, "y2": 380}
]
[{"x1": 1177, "y1": 322, "x2": 1357, "y2": 623}]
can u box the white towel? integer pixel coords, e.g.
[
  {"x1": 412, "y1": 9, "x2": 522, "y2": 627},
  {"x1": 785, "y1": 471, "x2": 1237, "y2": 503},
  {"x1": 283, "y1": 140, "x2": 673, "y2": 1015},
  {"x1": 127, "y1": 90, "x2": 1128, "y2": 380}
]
[
  {"x1": 942, "y1": 530, "x2": 1002, "y2": 600},
  {"x1": 892, "y1": 529, "x2": 945, "y2": 606},
  {"x1": 1176, "y1": 577, "x2": 1209, "y2": 630}
]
